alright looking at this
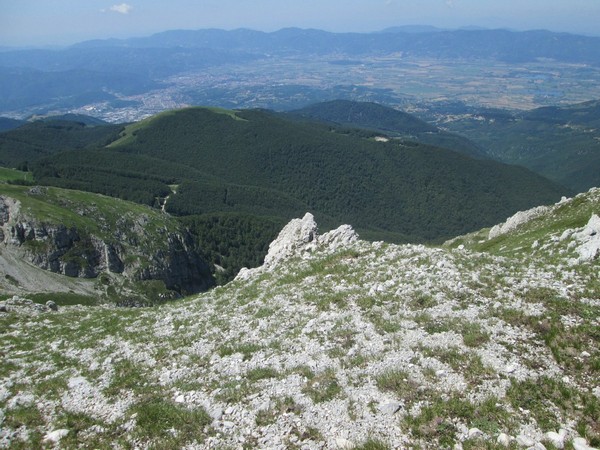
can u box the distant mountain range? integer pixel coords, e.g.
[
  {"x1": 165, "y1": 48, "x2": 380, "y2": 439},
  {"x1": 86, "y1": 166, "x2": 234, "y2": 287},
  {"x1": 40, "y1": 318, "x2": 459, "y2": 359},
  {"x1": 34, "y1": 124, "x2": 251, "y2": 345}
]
[
  {"x1": 1, "y1": 27, "x2": 600, "y2": 114},
  {"x1": 66, "y1": 28, "x2": 600, "y2": 65}
]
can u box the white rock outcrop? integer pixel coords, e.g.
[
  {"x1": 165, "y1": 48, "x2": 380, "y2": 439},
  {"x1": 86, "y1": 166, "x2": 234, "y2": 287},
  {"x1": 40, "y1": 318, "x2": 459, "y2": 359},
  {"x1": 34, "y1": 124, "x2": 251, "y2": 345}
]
[
  {"x1": 236, "y1": 213, "x2": 358, "y2": 280},
  {"x1": 570, "y1": 214, "x2": 600, "y2": 263},
  {"x1": 263, "y1": 212, "x2": 319, "y2": 267},
  {"x1": 318, "y1": 224, "x2": 359, "y2": 253},
  {"x1": 488, "y1": 205, "x2": 550, "y2": 239}
]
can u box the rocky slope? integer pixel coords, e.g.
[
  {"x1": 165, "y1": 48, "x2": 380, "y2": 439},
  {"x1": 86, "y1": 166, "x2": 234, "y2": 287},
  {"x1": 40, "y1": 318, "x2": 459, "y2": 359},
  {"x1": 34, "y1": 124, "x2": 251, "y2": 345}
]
[
  {"x1": 0, "y1": 189, "x2": 598, "y2": 449},
  {"x1": 0, "y1": 185, "x2": 213, "y2": 303}
]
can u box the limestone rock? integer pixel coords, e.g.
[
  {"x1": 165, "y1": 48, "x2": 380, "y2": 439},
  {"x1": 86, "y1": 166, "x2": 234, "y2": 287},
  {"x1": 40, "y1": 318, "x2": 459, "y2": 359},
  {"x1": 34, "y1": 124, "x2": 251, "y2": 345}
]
[
  {"x1": 489, "y1": 205, "x2": 550, "y2": 239},
  {"x1": 335, "y1": 437, "x2": 354, "y2": 449},
  {"x1": 571, "y1": 214, "x2": 600, "y2": 263},
  {"x1": 2, "y1": 296, "x2": 48, "y2": 314},
  {"x1": 43, "y1": 429, "x2": 69, "y2": 443},
  {"x1": 497, "y1": 433, "x2": 512, "y2": 447},
  {"x1": 264, "y1": 212, "x2": 318, "y2": 267},
  {"x1": 572, "y1": 437, "x2": 597, "y2": 450},
  {"x1": 516, "y1": 433, "x2": 536, "y2": 447},
  {"x1": 545, "y1": 429, "x2": 568, "y2": 449},
  {"x1": 468, "y1": 427, "x2": 484, "y2": 438},
  {"x1": 238, "y1": 213, "x2": 358, "y2": 281},
  {"x1": 378, "y1": 402, "x2": 402, "y2": 415},
  {"x1": 46, "y1": 300, "x2": 58, "y2": 311},
  {"x1": 319, "y1": 224, "x2": 359, "y2": 252}
]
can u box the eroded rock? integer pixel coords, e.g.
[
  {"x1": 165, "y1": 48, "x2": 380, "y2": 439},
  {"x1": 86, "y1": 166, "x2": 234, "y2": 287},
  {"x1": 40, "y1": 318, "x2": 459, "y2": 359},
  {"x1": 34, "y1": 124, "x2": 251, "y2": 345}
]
[{"x1": 489, "y1": 206, "x2": 550, "y2": 239}]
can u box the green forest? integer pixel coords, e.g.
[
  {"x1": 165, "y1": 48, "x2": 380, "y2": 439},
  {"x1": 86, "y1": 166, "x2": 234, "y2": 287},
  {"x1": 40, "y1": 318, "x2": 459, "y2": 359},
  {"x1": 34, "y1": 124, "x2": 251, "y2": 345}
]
[
  {"x1": 289, "y1": 100, "x2": 486, "y2": 159},
  {"x1": 0, "y1": 106, "x2": 570, "y2": 281},
  {"x1": 437, "y1": 99, "x2": 600, "y2": 192},
  {"x1": 181, "y1": 213, "x2": 284, "y2": 284}
]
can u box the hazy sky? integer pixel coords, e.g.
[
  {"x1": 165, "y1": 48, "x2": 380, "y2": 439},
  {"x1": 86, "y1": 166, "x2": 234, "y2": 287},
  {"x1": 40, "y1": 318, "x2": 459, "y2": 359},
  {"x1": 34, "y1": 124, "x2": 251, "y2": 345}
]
[{"x1": 1, "y1": 0, "x2": 599, "y2": 47}]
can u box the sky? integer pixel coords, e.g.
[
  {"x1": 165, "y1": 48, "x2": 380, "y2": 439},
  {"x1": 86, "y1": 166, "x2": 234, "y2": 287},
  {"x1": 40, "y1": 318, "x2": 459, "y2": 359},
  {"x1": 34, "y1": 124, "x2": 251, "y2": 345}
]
[{"x1": 1, "y1": 0, "x2": 599, "y2": 47}]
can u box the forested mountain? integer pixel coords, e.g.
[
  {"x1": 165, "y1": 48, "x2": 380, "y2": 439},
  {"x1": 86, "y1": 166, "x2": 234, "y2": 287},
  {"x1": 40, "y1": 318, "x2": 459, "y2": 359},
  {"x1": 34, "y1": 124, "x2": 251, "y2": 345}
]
[
  {"x1": 0, "y1": 119, "x2": 122, "y2": 168},
  {"x1": 24, "y1": 107, "x2": 567, "y2": 243},
  {"x1": 290, "y1": 100, "x2": 486, "y2": 158},
  {"x1": 34, "y1": 114, "x2": 110, "y2": 125},
  {"x1": 0, "y1": 117, "x2": 24, "y2": 132},
  {"x1": 436, "y1": 99, "x2": 600, "y2": 192}
]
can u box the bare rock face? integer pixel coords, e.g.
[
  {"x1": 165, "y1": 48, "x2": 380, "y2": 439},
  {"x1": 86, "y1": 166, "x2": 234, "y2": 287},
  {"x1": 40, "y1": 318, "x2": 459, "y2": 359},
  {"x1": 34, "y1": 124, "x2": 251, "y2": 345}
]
[
  {"x1": 0, "y1": 194, "x2": 213, "y2": 295},
  {"x1": 320, "y1": 224, "x2": 359, "y2": 252},
  {"x1": 263, "y1": 212, "x2": 318, "y2": 267}
]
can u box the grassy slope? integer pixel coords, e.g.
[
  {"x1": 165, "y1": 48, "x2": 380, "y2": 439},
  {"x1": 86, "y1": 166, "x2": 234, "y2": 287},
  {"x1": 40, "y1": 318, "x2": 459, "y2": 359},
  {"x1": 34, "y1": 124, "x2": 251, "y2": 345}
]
[
  {"x1": 447, "y1": 188, "x2": 600, "y2": 260},
  {"x1": 0, "y1": 184, "x2": 178, "y2": 240},
  {"x1": 0, "y1": 168, "x2": 32, "y2": 183},
  {"x1": 0, "y1": 187, "x2": 598, "y2": 449}
]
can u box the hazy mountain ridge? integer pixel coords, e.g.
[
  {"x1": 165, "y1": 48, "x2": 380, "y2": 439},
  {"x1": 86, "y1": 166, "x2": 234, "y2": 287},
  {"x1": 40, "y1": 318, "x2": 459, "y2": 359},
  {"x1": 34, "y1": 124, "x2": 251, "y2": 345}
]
[
  {"x1": 435, "y1": 99, "x2": 600, "y2": 192},
  {"x1": 68, "y1": 28, "x2": 600, "y2": 64},
  {"x1": 1, "y1": 187, "x2": 598, "y2": 449},
  {"x1": 290, "y1": 100, "x2": 487, "y2": 159},
  {"x1": 2, "y1": 27, "x2": 600, "y2": 116}
]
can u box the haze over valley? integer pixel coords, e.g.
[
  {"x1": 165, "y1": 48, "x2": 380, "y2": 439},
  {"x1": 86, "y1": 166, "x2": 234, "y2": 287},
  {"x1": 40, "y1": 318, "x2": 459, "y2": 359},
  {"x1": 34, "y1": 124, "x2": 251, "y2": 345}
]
[{"x1": 2, "y1": 27, "x2": 600, "y2": 122}]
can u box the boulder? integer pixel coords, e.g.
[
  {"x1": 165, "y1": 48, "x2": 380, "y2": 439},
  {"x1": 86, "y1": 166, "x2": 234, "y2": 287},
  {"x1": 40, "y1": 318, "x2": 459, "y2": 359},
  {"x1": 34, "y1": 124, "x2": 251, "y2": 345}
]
[
  {"x1": 46, "y1": 300, "x2": 58, "y2": 311},
  {"x1": 572, "y1": 437, "x2": 596, "y2": 450},
  {"x1": 263, "y1": 212, "x2": 318, "y2": 267},
  {"x1": 43, "y1": 429, "x2": 69, "y2": 443},
  {"x1": 497, "y1": 433, "x2": 511, "y2": 447},
  {"x1": 571, "y1": 214, "x2": 600, "y2": 263}
]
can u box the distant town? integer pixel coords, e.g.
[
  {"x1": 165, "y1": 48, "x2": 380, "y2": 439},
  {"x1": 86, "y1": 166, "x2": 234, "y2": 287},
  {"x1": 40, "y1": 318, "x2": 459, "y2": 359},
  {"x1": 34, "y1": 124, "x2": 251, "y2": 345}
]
[{"x1": 57, "y1": 55, "x2": 600, "y2": 123}]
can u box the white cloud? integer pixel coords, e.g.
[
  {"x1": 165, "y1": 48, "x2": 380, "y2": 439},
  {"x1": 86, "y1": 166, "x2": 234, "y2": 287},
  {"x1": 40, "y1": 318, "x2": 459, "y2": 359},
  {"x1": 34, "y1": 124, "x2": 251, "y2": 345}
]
[
  {"x1": 108, "y1": 3, "x2": 133, "y2": 14},
  {"x1": 445, "y1": 0, "x2": 455, "y2": 8}
]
